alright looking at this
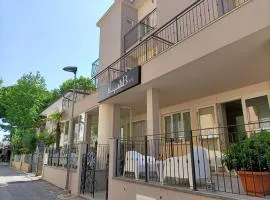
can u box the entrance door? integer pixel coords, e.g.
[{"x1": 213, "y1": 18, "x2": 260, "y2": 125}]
[{"x1": 219, "y1": 100, "x2": 245, "y2": 144}]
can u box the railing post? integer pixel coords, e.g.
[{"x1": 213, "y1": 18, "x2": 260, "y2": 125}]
[
  {"x1": 175, "y1": 18, "x2": 179, "y2": 42},
  {"x1": 51, "y1": 147, "x2": 54, "y2": 166},
  {"x1": 189, "y1": 130, "x2": 197, "y2": 191},
  {"x1": 145, "y1": 39, "x2": 148, "y2": 61},
  {"x1": 144, "y1": 135, "x2": 148, "y2": 182},
  {"x1": 115, "y1": 139, "x2": 119, "y2": 177},
  {"x1": 57, "y1": 149, "x2": 60, "y2": 167}
]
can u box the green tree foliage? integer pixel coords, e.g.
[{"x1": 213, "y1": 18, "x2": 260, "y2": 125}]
[
  {"x1": 12, "y1": 129, "x2": 37, "y2": 154},
  {"x1": 0, "y1": 73, "x2": 95, "y2": 154},
  {"x1": 59, "y1": 76, "x2": 95, "y2": 95},
  {"x1": 1, "y1": 72, "x2": 49, "y2": 129},
  {"x1": 37, "y1": 132, "x2": 55, "y2": 147},
  {"x1": 48, "y1": 111, "x2": 62, "y2": 149}
]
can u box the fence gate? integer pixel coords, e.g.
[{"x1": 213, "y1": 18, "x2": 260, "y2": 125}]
[{"x1": 80, "y1": 145, "x2": 109, "y2": 200}]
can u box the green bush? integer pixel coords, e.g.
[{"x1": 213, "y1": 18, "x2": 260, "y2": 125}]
[{"x1": 223, "y1": 131, "x2": 270, "y2": 172}]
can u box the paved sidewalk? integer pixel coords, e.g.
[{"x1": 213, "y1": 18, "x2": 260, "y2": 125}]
[{"x1": 0, "y1": 165, "x2": 84, "y2": 200}]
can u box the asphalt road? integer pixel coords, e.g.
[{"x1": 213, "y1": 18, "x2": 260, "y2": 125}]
[{"x1": 0, "y1": 164, "x2": 83, "y2": 200}]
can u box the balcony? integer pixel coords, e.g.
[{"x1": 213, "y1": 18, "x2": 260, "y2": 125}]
[
  {"x1": 91, "y1": 58, "x2": 100, "y2": 78},
  {"x1": 93, "y1": 0, "x2": 254, "y2": 102},
  {"x1": 62, "y1": 89, "x2": 95, "y2": 110},
  {"x1": 124, "y1": 8, "x2": 157, "y2": 51}
]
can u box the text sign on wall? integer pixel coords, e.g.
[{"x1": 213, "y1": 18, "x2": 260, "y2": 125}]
[{"x1": 98, "y1": 66, "x2": 141, "y2": 102}]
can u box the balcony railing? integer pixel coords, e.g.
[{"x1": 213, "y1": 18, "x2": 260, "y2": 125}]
[
  {"x1": 93, "y1": 0, "x2": 250, "y2": 93},
  {"x1": 91, "y1": 58, "x2": 100, "y2": 78},
  {"x1": 124, "y1": 9, "x2": 157, "y2": 51},
  {"x1": 47, "y1": 146, "x2": 78, "y2": 169},
  {"x1": 115, "y1": 121, "x2": 270, "y2": 198},
  {"x1": 62, "y1": 89, "x2": 95, "y2": 110}
]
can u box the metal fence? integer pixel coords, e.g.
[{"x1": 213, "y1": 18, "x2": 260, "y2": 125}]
[
  {"x1": 80, "y1": 144, "x2": 110, "y2": 199},
  {"x1": 115, "y1": 121, "x2": 270, "y2": 198},
  {"x1": 124, "y1": 9, "x2": 157, "y2": 51},
  {"x1": 92, "y1": 58, "x2": 100, "y2": 78},
  {"x1": 62, "y1": 89, "x2": 95, "y2": 110},
  {"x1": 92, "y1": 0, "x2": 250, "y2": 90},
  {"x1": 47, "y1": 147, "x2": 78, "y2": 169}
]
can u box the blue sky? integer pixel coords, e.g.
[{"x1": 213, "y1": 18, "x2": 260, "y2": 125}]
[{"x1": 0, "y1": 0, "x2": 114, "y2": 140}]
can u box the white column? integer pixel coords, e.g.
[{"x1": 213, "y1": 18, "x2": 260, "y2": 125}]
[
  {"x1": 98, "y1": 104, "x2": 120, "y2": 145},
  {"x1": 73, "y1": 142, "x2": 87, "y2": 195},
  {"x1": 84, "y1": 113, "x2": 92, "y2": 144},
  {"x1": 146, "y1": 88, "x2": 160, "y2": 156},
  {"x1": 147, "y1": 88, "x2": 160, "y2": 136}
]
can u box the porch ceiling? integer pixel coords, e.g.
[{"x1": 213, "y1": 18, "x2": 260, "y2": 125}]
[{"x1": 104, "y1": 27, "x2": 270, "y2": 115}]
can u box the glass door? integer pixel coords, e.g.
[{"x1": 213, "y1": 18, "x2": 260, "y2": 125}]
[{"x1": 164, "y1": 111, "x2": 191, "y2": 142}]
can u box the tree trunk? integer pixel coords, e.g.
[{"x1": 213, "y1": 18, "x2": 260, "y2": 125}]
[{"x1": 55, "y1": 122, "x2": 61, "y2": 150}]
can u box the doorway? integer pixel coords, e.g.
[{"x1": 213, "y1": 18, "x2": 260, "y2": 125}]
[{"x1": 220, "y1": 100, "x2": 245, "y2": 143}]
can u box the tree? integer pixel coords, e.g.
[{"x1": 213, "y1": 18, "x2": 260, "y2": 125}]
[
  {"x1": 0, "y1": 79, "x2": 6, "y2": 120},
  {"x1": 2, "y1": 72, "x2": 49, "y2": 129},
  {"x1": 48, "y1": 111, "x2": 62, "y2": 149},
  {"x1": 0, "y1": 72, "x2": 52, "y2": 154},
  {"x1": 11, "y1": 129, "x2": 37, "y2": 154},
  {"x1": 58, "y1": 76, "x2": 95, "y2": 95},
  {"x1": 48, "y1": 76, "x2": 96, "y2": 103},
  {"x1": 37, "y1": 132, "x2": 55, "y2": 147}
]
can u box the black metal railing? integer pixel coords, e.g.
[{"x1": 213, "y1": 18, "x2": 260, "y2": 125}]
[
  {"x1": 124, "y1": 9, "x2": 157, "y2": 51},
  {"x1": 47, "y1": 147, "x2": 78, "y2": 169},
  {"x1": 115, "y1": 121, "x2": 270, "y2": 198},
  {"x1": 92, "y1": 0, "x2": 250, "y2": 93},
  {"x1": 80, "y1": 144, "x2": 110, "y2": 198}
]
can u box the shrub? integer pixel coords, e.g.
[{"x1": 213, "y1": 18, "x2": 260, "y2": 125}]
[{"x1": 223, "y1": 131, "x2": 270, "y2": 172}]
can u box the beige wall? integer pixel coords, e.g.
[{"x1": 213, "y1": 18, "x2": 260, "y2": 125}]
[
  {"x1": 137, "y1": 0, "x2": 156, "y2": 21},
  {"x1": 99, "y1": 2, "x2": 122, "y2": 69},
  {"x1": 12, "y1": 161, "x2": 22, "y2": 171},
  {"x1": 142, "y1": 0, "x2": 270, "y2": 85},
  {"x1": 62, "y1": 92, "x2": 98, "y2": 121},
  {"x1": 156, "y1": 0, "x2": 196, "y2": 28},
  {"x1": 42, "y1": 166, "x2": 78, "y2": 194},
  {"x1": 109, "y1": 178, "x2": 216, "y2": 200},
  {"x1": 12, "y1": 155, "x2": 30, "y2": 173},
  {"x1": 98, "y1": 1, "x2": 137, "y2": 70},
  {"x1": 130, "y1": 81, "x2": 270, "y2": 136}
]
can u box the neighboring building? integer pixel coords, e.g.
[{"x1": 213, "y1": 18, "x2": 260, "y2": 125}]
[
  {"x1": 41, "y1": 0, "x2": 270, "y2": 199},
  {"x1": 0, "y1": 141, "x2": 11, "y2": 162}
]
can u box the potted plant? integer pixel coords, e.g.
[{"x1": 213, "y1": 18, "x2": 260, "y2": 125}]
[{"x1": 223, "y1": 131, "x2": 270, "y2": 197}]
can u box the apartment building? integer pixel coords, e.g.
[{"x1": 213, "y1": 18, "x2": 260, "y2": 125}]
[{"x1": 41, "y1": 0, "x2": 270, "y2": 199}]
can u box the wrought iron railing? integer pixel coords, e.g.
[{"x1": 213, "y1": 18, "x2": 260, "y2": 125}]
[
  {"x1": 47, "y1": 147, "x2": 78, "y2": 169},
  {"x1": 124, "y1": 9, "x2": 157, "y2": 51},
  {"x1": 80, "y1": 144, "x2": 110, "y2": 198},
  {"x1": 62, "y1": 89, "x2": 95, "y2": 110},
  {"x1": 92, "y1": 0, "x2": 250, "y2": 92},
  {"x1": 115, "y1": 121, "x2": 270, "y2": 198}
]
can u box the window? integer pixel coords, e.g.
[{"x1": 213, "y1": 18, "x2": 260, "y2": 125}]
[
  {"x1": 198, "y1": 106, "x2": 217, "y2": 137},
  {"x1": 217, "y1": 0, "x2": 237, "y2": 16},
  {"x1": 133, "y1": 120, "x2": 146, "y2": 138},
  {"x1": 164, "y1": 112, "x2": 191, "y2": 141},
  {"x1": 246, "y1": 95, "x2": 270, "y2": 130}
]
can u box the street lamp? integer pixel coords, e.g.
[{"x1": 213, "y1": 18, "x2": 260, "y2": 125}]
[{"x1": 63, "y1": 66, "x2": 77, "y2": 194}]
